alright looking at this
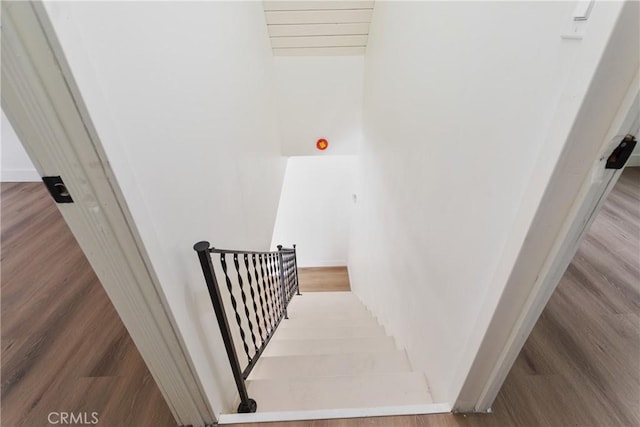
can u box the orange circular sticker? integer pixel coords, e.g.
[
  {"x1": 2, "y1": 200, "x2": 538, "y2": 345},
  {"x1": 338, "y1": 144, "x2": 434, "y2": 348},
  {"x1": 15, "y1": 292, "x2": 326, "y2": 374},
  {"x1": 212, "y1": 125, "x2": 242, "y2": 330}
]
[{"x1": 316, "y1": 139, "x2": 328, "y2": 150}]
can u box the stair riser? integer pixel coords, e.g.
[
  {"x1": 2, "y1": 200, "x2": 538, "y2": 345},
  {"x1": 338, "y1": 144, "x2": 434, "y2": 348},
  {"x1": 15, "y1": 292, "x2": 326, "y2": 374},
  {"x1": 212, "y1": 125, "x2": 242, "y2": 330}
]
[
  {"x1": 247, "y1": 373, "x2": 433, "y2": 412},
  {"x1": 273, "y1": 327, "x2": 386, "y2": 340},
  {"x1": 262, "y1": 337, "x2": 398, "y2": 357},
  {"x1": 249, "y1": 351, "x2": 411, "y2": 380}
]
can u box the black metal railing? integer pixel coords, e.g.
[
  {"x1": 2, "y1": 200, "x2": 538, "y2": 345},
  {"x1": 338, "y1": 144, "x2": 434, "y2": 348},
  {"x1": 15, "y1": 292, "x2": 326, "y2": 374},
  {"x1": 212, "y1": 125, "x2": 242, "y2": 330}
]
[{"x1": 193, "y1": 241, "x2": 300, "y2": 413}]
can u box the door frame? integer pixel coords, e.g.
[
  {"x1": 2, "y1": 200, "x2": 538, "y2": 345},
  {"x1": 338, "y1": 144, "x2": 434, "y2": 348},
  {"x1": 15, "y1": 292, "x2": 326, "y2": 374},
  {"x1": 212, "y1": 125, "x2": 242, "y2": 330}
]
[
  {"x1": 1, "y1": 2, "x2": 215, "y2": 425},
  {"x1": 454, "y1": 0, "x2": 639, "y2": 411},
  {"x1": 4, "y1": 0, "x2": 638, "y2": 422}
]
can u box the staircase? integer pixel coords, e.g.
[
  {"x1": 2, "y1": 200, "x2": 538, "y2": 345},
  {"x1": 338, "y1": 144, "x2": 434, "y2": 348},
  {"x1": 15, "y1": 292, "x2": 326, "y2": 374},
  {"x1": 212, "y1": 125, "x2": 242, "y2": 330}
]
[
  {"x1": 193, "y1": 243, "x2": 442, "y2": 423},
  {"x1": 244, "y1": 292, "x2": 433, "y2": 415}
]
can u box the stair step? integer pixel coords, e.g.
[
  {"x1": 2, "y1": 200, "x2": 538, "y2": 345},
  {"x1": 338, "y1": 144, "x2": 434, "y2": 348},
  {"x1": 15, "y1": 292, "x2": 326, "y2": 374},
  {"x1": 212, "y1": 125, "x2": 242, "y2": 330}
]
[
  {"x1": 278, "y1": 317, "x2": 380, "y2": 329},
  {"x1": 249, "y1": 351, "x2": 411, "y2": 380},
  {"x1": 285, "y1": 310, "x2": 375, "y2": 322},
  {"x1": 272, "y1": 326, "x2": 386, "y2": 340},
  {"x1": 262, "y1": 336, "x2": 398, "y2": 357},
  {"x1": 287, "y1": 293, "x2": 368, "y2": 311},
  {"x1": 247, "y1": 372, "x2": 432, "y2": 412}
]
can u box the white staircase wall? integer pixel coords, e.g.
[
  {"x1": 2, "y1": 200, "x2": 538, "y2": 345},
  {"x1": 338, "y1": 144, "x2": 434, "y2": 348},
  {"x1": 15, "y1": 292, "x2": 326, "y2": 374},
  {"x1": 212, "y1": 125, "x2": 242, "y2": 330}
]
[
  {"x1": 270, "y1": 156, "x2": 354, "y2": 267},
  {"x1": 349, "y1": 1, "x2": 629, "y2": 404},
  {"x1": 44, "y1": 2, "x2": 286, "y2": 417},
  {"x1": 274, "y1": 56, "x2": 363, "y2": 156}
]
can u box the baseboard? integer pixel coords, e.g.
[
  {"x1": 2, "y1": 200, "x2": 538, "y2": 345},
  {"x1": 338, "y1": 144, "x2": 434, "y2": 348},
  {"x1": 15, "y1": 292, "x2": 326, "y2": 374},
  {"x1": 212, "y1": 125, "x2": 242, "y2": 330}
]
[
  {"x1": 217, "y1": 403, "x2": 451, "y2": 424},
  {"x1": 1, "y1": 168, "x2": 40, "y2": 182},
  {"x1": 626, "y1": 154, "x2": 640, "y2": 167}
]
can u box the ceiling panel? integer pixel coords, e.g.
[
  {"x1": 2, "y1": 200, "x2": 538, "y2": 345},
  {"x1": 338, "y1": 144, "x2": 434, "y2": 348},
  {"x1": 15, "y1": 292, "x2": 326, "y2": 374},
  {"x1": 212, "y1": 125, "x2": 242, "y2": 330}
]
[
  {"x1": 273, "y1": 46, "x2": 367, "y2": 56},
  {"x1": 271, "y1": 35, "x2": 368, "y2": 48},
  {"x1": 264, "y1": 0, "x2": 374, "y2": 56},
  {"x1": 268, "y1": 23, "x2": 370, "y2": 37}
]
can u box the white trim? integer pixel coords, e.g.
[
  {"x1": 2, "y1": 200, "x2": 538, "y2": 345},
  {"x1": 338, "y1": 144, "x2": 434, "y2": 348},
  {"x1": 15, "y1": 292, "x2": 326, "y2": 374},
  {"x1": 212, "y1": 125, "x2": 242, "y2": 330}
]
[
  {"x1": 454, "y1": 0, "x2": 639, "y2": 411},
  {"x1": 626, "y1": 153, "x2": 640, "y2": 167},
  {"x1": 1, "y1": 168, "x2": 40, "y2": 182},
  {"x1": 1, "y1": 3, "x2": 214, "y2": 426},
  {"x1": 218, "y1": 403, "x2": 451, "y2": 424}
]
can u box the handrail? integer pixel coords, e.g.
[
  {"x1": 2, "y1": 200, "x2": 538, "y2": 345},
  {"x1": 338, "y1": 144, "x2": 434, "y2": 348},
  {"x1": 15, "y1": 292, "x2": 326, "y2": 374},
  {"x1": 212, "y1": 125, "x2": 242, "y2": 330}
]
[{"x1": 193, "y1": 241, "x2": 300, "y2": 413}]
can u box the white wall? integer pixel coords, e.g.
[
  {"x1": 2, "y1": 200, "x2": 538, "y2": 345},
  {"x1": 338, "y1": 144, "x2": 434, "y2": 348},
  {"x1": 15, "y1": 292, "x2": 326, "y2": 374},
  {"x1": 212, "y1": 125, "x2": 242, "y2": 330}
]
[
  {"x1": 349, "y1": 1, "x2": 623, "y2": 404},
  {"x1": 271, "y1": 156, "x2": 354, "y2": 267},
  {"x1": 1, "y1": 110, "x2": 39, "y2": 182},
  {"x1": 274, "y1": 57, "x2": 363, "y2": 156},
  {"x1": 45, "y1": 1, "x2": 285, "y2": 417}
]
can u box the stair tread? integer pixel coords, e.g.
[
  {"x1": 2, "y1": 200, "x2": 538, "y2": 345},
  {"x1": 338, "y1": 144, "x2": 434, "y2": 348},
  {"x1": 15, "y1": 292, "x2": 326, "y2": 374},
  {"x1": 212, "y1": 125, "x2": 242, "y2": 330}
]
[
  {"x1": 249, "y1": 351, "x2": 410, "y2": 380},
  {"x1": 247, "y1": 372, "x2": 432, "y2": 412},
  {"x1": 273, "y1": 325, "x2": 386, "y2": 340},
  {"x1": 278, "y1": 317, "x2": 380, "y2": 329},
  {"x1": 287, "y1": 294, "x2": 369, "y2": 310},
  {"x1": 262, "y1": 336, "x2": 398, "y2": 357}
]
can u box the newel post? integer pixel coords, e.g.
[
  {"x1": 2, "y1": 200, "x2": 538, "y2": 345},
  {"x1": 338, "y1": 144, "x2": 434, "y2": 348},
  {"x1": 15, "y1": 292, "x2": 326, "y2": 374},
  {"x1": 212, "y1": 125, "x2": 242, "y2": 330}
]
[{"x1": 276, "y1": 245, "x2": 288, "y2": 319}]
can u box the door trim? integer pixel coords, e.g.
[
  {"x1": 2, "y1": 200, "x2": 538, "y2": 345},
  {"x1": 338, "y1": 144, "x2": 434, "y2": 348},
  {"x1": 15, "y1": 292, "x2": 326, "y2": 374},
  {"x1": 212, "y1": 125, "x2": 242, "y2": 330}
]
[{"x1": 1, "y1": 2, "x2": 215, "y2": 425}]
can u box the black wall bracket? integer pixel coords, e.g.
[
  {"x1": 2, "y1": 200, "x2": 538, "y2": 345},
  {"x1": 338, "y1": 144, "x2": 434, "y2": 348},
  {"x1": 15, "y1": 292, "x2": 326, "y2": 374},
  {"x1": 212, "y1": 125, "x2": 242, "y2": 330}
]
[
  {"x1": 42, "y1": 176, "x2": 74, "y2": 203},
  {"x1": 606, "y1": 134, "x2": 637, "y2": 169}
]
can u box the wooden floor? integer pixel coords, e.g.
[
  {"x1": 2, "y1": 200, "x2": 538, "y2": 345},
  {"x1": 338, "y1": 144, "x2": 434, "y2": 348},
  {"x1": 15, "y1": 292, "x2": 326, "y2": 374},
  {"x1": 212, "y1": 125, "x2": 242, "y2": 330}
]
[
  {"x1": 233, "y1": 167, "x2": 640, "y2": 427},
  {"x1": 2, "y1": 167, "x2": 638, "y2": 427},
  {"x1": 1, "y1": 183, "x2": 175, "y2": 427},
  {"x1": 298, "y1": 267, "x2": 351, "y2": 292}
]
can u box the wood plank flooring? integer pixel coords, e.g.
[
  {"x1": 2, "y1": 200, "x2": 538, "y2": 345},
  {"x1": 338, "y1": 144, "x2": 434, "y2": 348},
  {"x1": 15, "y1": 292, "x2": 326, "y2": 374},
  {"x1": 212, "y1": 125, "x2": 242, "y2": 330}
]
[
  {"x1": 298, "y1": 267, "x2": 351, "y2": 292},
  {"x1": 232, "y1": 167, "x2": 640, "y2": 427},
  {"x1": 1, "y1": 182, "x2": 175, "y2": 427}
]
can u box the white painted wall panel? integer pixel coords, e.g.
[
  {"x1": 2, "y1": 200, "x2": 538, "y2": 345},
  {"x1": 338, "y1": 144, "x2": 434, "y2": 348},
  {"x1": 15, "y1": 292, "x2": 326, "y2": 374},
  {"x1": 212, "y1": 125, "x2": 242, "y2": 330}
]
[
  {"x1": 274, "y1": 56, "x2": 363, "y2": 155},
  {"x1": 271, "y1": 156, "x2": 354, "y2": 267},
  {"x1": 349, "y1": 0, "x2": 621, "y2": 404}
]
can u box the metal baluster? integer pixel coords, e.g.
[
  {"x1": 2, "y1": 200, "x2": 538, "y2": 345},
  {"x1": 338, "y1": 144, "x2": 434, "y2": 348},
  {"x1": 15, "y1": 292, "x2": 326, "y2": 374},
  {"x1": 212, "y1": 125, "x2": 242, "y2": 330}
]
[
  {"x1": 242, "y1": 254, "x2": 264, "y2": 346},
  {"x1": 287, "y1": 255, "x2": 294, "y2": 301},
  {"x1": 282, "y1": 253, "x2": 289, "y2": 304},
  {"x1": 264, "y1": 254, "x2": 280, "y2": 322},
  {"x1": 251, "y1": 254, "x2": 271, "y2": 338},
  {"x1": 220, "y1": 253, "x2": 251, "y2": 361},
  {"x1": 233, "y1": 254, "x2": 258, "y2": 353},
  {"x1": 287, "y1": 256, "x2": 294, "y2": 301},
  {"x1": 259, "y1": 254, "x2": 276, "y2": 331},
  {"x1": 269, "y1": 253, "x2": 283, "y2": 318},
  {"x1": 293, "y1": 244, "x2": 301, "y2": 295}
]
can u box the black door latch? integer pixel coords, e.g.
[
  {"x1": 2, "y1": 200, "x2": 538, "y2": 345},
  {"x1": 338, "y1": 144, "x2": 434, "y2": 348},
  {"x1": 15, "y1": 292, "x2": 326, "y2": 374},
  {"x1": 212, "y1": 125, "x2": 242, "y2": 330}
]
[
  {"x1": 606, "y1": 134, "x2": 637, "y2": 169},
  {"x1": 42, "y1": 176, "x2": 74, "y2": 203}
]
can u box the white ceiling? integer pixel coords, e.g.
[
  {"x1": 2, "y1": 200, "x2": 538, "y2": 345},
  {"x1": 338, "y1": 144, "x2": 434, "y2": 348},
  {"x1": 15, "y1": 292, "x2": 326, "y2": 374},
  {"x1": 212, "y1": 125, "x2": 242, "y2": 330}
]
[{"x1": 264, "y1": 1, "x2": 374, "y2": 56}]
